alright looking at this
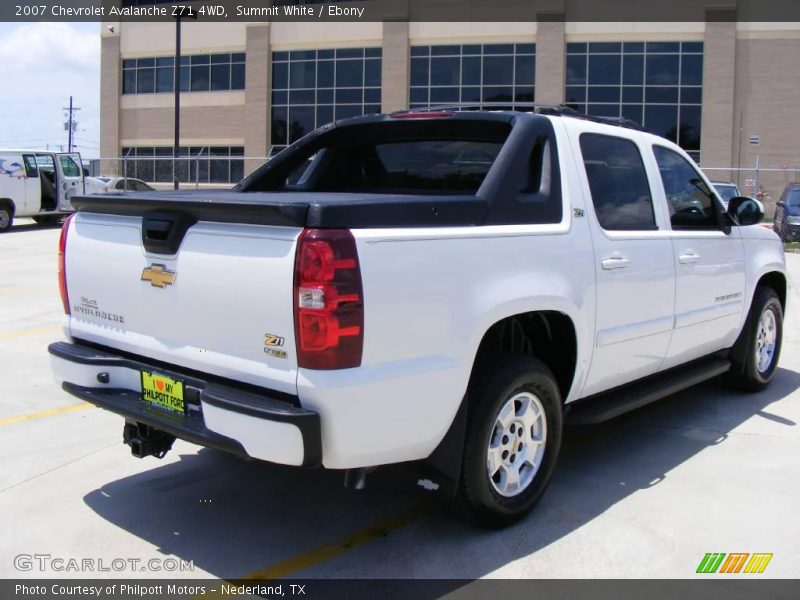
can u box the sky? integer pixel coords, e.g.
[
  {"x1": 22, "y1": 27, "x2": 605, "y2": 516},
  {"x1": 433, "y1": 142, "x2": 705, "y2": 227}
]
[{"x1": 0, "y1": 22, "x2": 100, "y2": 158}]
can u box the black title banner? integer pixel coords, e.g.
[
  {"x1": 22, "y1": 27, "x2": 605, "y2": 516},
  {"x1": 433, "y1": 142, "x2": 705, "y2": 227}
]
[{"x1": 3, "y1": 0, "x2": 800, "y2": 23}]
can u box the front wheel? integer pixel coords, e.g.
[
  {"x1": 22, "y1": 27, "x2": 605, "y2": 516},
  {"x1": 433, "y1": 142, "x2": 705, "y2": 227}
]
[
  {"x1": 727, "y1": 287, "x2": 783, "y2": 391},
  {"x1": 33, "y1": 215, "x2": 63, "y2": 227},
  {"x1": 445, "y1": 355, "x2": 563, "y2": 528}
]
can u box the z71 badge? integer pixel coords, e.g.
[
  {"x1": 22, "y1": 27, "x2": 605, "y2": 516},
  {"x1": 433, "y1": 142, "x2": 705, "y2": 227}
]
[{"x1": 264, "y1": 333, "x2": 287, "y2": 359}]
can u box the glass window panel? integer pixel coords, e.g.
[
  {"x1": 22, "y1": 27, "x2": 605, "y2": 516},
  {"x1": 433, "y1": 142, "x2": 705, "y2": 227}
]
[
  {"x1": 483, "y1": 44, "x2": 515, "y2": 55},
  {"x1": 122, "y1": 59, "x2": 136, "y2": 69},
  {"x1": 587, "y1": 104, "x2": 621, "y2": 117},
  {"x1": 155, "y1": 66, "x2": 173, "y2": 93},
  {"x1": 515, "y1": 55, "x2": 535, "y2": 85},
  {"x1": 336, "y1": 48, "x2": 363, "y2": 59},
  {"x1": 271, "y1": 107, "x2": 288, "y2": 145},
  {"x1": 179, "y1": 56, "x2": 190, "y2": 66},
  {"x1": 680, "y1": 87, "x2": 702, "y2": 104},
  {"x1": 231, "y1": 159, "x2": 244, "y2": 182},
  {"x1": 682, "y1": 42, "x2": 703, "y2": 53},
  {"x1": 210, "y1": 54, "x2": 228, "y2": 64},
  {"x1": 230, "y1": 63, "x2": 245, "y2": 89},
  {"x1": 288, "y1": 106, "x2": 315, "y2": 143},
  {"x1": 515, "y1": 43, "x2": 535, "y2": 54},
  {"x1": 589, "y1": 42, "x2": 622, "y2": 53},
  {"x1": 336, "y1": 60, "x2": 363, "y2": 87},
  {"x1": 290, "y1": 61, "x2": 316, "y2": 88},
  {"x1": 317, "y1": 88, "x2": 334, "y2": 103},
  {"x1": 482, "y1": 86, "x2": 513, "y2": 102},
  {"x1": 272, "y1": 90, "x2": 288, "y2": 104},
  {"x1": 646, "y1": 54, "x2": 679, "y2": 85},
  {"x1": 410, "y1": 87, "x2": 428, "y2": 103},
  {"x1": 410, "y1": 58, "x2": 429, "y2": 86},
  {"x1": 645, "y1": 86, "x2": 678, "y2": 103},
  {"x1": 565, "y1": 86, "x2": 586, "y2": 104},
  {"x1": 365, "y1": 48, "x2": 381, "y2": 58},
  {"x1": 623, "y1": 54, "x2": 644, "y2": 85},
  {"x1": 431, "y1": 45, "x2": 461, "y2": 56},
  {"x1": 567, "y1": 43, "x2": 587, "y2": 53},
  {"x1": 123, "y1": 70, "x2": 136, "y2": 94},
  {"x1": 430, "y1": 56, "x2": 460, "y2": 86},
  {"x1": 137, "y1": 67, "x2": 155, "y2": 93},
  {"x1": 515, "y1": 87, "x2": 534, "y2": 102},
  {"x1": 622, "y1": 86, "x2": 643, "y2": 102},
  {"x1": 273, "y1": 51, "x2": 289, "y2": 61},
  {"x1": 335, "y1": 105, "x2": 362, "y2": 120},
  {"x1": 210, "y1": 158, "x2": 230, "y2": 183},
  {"x1": 462, "y1": 44, "x2": 482, "y2": 55},
  {"x1": 318, "y1": 49, "x2": 334, "y2": 59},
  {"x1": 290, "y1": 50, "x2": 316, "y2": 60},
  {"x1": 679, "y1": 105, "x2": 702, "y2": 150},
  {"x1": 622, "y1": 104, "x2": 643, "y2": 124},
  {"x1": 462, "y1": 56, "x2": 481, "y2": 85},
  {"x1": 461, "y1": 87, "x2": 481, "y2": 102},
  {"x1": 647, "y1": 42, "x2": 680, "y2": 53},
  {"x1": 317, "y1": 105, "x2": 334, "y2": 126},
  {"x1": 364, "y1": 88, "x2": 381, "y2": 103},
  {"x1": 156, "y1": 57, "x2": 174, "y2": 67},
  {"x1": 335, "y1": 88, "x2": 362, "y2": 103},
  {"x1": 681, "y1": 53, "x2": 703, "y2": 85},
  {"x1": 588, "y1": 54, "x2": 621, "y2": 85},
  {"x1": 191, "y1": 65, "x2": 209, "y2": 91},
  {"x1": 210, "y1": 64, "x2": 230, "y2": 91},
  {"x1": 644, "y1": 104, "x2": 678, "y2": 141},
  {"x1": 365, "y1": 59, "x2": 381, "y2": 87},
  {"x1": 179, "y1": 66, "x2": 190, "y2": 91},
  {"x1": 365, "y1": 104, "x2": 381, "y2": 114},
  {"x1": 566, "y1": 54, "x2": 587, "y2": 85},
  {"x1": 272, "y1": 62, "x2": 288, "y2": 89},
  {"x1": 231, "y1": 53, "x2": 245, "y2": 63},
  {"x1": 430, "y1": 87, "x2": 460, "y2": 103},
  {"x1": 317, "y1": 60, "x2": 334, "y2": 87},
  {"x1": 588, "y1": 86, "x2": 621, "y2": 103},
  {"x1": 290, "y1": 89, "x2": 316, "y2": 104},
  {"x1": 191, "y1": 55, "x2": 210, "y2": 65},
  {"x1": 482, "y1": 56, "x2": 514, "y2": 85},
  {"x1": 410, "y1": 46, "x2": 429, "y2": 57},
  {"x1": 137, "y1": 58, "x2": 155, "y2": 68},
  {"x1": 623, "y1": 42, "x2": 644, "y2": 53}
]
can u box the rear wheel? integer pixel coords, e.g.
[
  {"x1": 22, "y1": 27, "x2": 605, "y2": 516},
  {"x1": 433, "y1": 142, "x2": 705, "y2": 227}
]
[
  {"x1": 445, "y1": 355, "x2": 563, "y2": 528},
  {"x1": 727, "y1": 287, "x2": 783, "y2": 391},
  {"x1": 0, "y1": 202, "x2": 13, "y2": 233}
]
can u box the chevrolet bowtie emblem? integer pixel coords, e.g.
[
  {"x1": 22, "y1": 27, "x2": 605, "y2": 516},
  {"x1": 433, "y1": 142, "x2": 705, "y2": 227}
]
[{"x1": 141, "y1": 264, "x2": 176, "y2": 288}]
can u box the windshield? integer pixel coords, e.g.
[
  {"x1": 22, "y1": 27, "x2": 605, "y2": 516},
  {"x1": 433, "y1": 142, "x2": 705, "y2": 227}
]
[{"x1": 787, "y1": 189, "x2": 800, "y2": 206}]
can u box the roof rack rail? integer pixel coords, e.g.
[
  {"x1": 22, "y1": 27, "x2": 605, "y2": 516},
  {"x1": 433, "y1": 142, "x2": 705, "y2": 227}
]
[{"x1": 393, "y1": 103, "x2": 646, "y2": 131}]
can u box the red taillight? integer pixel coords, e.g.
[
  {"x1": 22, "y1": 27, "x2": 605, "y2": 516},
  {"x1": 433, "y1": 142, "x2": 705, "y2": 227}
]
[
  {"x1": 294, "y1": 229, "x2": 363, "y2": 369},
  {"x1": 58, "y1": 214, "x2": 76, "y2": 315}
]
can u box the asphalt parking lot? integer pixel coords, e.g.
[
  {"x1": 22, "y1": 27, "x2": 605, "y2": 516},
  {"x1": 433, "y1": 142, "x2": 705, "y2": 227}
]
[{"x1": 1, "y1": 218, "x2": 798, "y2": 580}]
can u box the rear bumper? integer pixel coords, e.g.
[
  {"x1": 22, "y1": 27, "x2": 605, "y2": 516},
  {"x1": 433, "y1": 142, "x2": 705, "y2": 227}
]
[{"x1": 48, "y1": 341, "x2": 321, "y2": 467}]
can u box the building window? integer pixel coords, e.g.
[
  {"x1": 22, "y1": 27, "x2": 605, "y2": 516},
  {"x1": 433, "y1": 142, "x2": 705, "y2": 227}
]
[
  {"x1": 120, "y1": 146, "x2": 245, "y2": 184},
  {"x1": 271, "y1": 47, "x2": 382, "y2": 149},
  {"x1": 122, "y1": 53, "x2": 246, "y2": 94},
  {"x1": 409, "y1": 43, "x2": 536, "y2": 110},
  {"x1": 565, "y1": 41, "x2": 703, "y2": 161}
]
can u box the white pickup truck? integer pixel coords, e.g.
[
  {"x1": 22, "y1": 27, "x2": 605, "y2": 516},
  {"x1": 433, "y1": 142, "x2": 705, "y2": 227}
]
[{"x1": 49, "y1": 107, "x2": 785, "y2": 527}]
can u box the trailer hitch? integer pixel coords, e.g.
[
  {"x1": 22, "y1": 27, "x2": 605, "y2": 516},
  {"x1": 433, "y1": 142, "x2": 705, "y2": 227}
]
[{"x1": 123, "y1": 421, "x2": 175, "y2": 459}]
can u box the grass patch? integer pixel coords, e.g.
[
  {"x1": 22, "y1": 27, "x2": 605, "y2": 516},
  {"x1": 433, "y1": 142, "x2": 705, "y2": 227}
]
[{"x1": 783, "y1": 242, "x2": 800, "y2": 252}]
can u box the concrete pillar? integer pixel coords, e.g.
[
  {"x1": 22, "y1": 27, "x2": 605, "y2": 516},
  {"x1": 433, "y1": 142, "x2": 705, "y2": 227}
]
[
  {"x1": 700, "y1": 11, "x2": 737, "y2": 172},
  {"x1": 535, "y1": 16, "x2": 565, "y2": 105},
  {"x1": 100, "y1": 33, "x2": 121, "y2": 175},
  {"x1": 381, "y1": 21, "x2": 410, "y2": 112},
  {"x1": 244, "y1": 24, "x2": 271, "y2": 175}
]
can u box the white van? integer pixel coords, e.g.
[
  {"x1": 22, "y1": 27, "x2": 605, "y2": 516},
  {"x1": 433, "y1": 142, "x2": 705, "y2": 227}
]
[{"x1": 0, "y1": 150, "x2": 86, "y2": 232}]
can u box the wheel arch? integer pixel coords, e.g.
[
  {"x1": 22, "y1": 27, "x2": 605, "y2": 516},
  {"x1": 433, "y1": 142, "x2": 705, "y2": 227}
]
[{"x1": 756, "y1": 271, "x2": 787, "y2": 311}]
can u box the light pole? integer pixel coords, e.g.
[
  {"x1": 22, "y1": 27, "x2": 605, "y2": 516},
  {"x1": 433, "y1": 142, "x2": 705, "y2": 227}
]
[{"x1": 173, "y1": 16, "x2": 182, "y2": 190}]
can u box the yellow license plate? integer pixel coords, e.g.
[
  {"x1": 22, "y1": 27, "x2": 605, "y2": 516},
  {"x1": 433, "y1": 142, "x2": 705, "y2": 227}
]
[{"x1": 141, "y1": 371, "x2": 185, "y2": 413}]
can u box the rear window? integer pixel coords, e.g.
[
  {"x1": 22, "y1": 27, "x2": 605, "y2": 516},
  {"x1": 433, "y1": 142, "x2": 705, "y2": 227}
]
[{"x1": 245, "y1": 119, "x2": 511, "y2": 195}]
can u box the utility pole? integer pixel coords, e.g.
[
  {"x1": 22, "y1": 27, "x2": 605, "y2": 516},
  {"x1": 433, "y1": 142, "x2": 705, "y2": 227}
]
[
  {"x1": 173, "y1": 18, "x2": 181, "y2": 189},
  {"x1": 63, "y1": 96, "x2": 80, "y2": 153}
]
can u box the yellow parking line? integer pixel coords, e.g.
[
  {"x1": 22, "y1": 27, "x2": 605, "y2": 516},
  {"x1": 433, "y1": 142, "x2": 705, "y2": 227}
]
[
  {"x1": 0, "y1": 403, "x2": 92, "y2": 427},
  {"x1": 243, "y1": 505, "x2": 429, "y2": 579},
  {"x1": 0, "y1": 326, "x2": 61, "y2": 341}
]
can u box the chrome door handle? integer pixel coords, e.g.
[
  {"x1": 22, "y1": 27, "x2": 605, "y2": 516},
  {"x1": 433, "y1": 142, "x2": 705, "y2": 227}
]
[
  {"x1": 679, "y1": 251, "x2": 701, "y2": 264},
  {"x1": 601, "y1": 255, "x2": 631, "y2": 270}
]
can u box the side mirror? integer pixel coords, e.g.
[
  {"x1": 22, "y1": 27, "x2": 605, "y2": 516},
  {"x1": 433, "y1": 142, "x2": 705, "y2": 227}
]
[{"x1": 727, "y1": 196, "x2": 764, "y2": 226}]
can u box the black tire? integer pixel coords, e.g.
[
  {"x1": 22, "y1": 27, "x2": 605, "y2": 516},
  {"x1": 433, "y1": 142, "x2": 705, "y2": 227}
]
[
  {"x1": 445, "y1": 355, "x2": 563, "y2": 528},
  {"x1": 32, "y1": 215, "x2": 62, "y2": 227},
  {"x1": 727, "y1": 287, "x2": 783, "y2": 392},
  {"x1": 0, "y1": 202, "x2": 13, "y2": 233}
]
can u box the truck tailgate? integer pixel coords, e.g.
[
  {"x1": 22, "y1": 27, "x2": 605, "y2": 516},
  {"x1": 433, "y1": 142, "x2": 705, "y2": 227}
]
[{"x1": 65, "y1": 212, "x2": 301, "y2": 395}]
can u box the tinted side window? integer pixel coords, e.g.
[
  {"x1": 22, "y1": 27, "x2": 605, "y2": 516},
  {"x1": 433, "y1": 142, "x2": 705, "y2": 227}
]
[
  {"x1": 653, "y1": 146, "x2": 719, "y2": 229},
  {"x1": 22, "y1": 154, "x2": 38, "y2": 178},
  {"x1": 580, "y1": 133, "x2": 656, "y2": 231}
]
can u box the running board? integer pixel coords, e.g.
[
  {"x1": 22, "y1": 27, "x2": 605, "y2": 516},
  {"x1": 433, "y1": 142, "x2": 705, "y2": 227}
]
[{"x1": 567, "y1": 357, "x2": 731, "y2": 425}]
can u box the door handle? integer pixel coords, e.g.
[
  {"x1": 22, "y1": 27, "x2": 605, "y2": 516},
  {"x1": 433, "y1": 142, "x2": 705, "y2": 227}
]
[
  {"x1": 679, "y1": 251, "x2": 701, "y2": 264},
  {"x1": 601, "y1": 255, "x2": 631, "y2": 270}
]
